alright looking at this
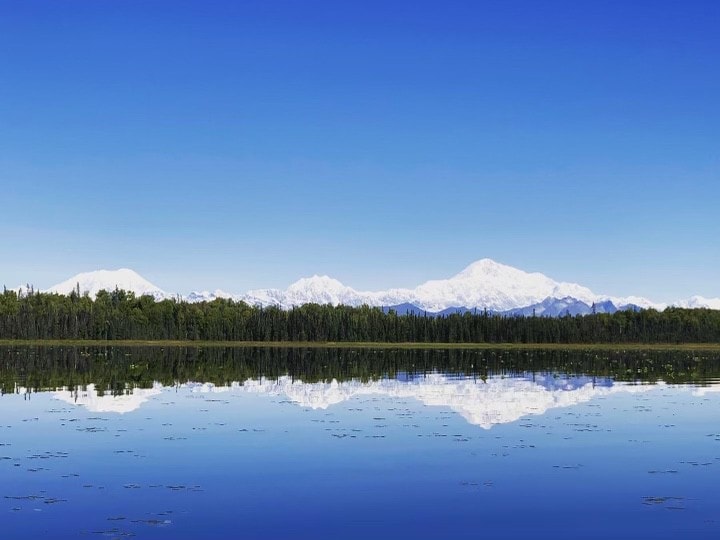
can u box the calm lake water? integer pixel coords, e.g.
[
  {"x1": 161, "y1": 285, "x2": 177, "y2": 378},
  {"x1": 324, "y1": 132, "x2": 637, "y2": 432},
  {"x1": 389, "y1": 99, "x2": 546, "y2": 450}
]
[{"x1": 1, "y1": 346, "x2": 719, "y2": 539}]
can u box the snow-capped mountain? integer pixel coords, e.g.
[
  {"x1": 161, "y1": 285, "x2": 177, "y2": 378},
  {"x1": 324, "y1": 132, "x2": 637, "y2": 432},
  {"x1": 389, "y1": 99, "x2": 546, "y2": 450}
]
[
  {"x1": 245, "y1": 275, "x2": 374, "y2": 307},
  {"x1": 502, "y1": 297, "x2": 620, "y2": 317},
  {"x1": 673, "y1": 295, "x2": 720, "y2": 310},
  {"x1": 11, "y1": 259, "x2": 718, "y2": 313},
  {"x1": 185, "y1": 289, "x2": 235, "y2": 303},
  {"x1": 241, "y1": 259, "x2": 657, "y2": 312},
  {"x1": 390, "y1": 258, "x2": 600, "y2": 312},
  {"x1": 11, "y1": 284, "x2": 35, "y2": 297},
  {"x1": 45, "y1": 268, "x2": 168, "y2": 300}
]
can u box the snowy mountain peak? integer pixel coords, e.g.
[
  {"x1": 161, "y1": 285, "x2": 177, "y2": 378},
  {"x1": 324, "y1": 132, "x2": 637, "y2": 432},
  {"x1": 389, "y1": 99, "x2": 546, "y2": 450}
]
[
  {"x1": 674, "y1": 295, "x2": 720, "y2": 310},
  {"x1": 237, "y1": 258, "x2": 615, "y2": 312},
  {"x1": 454, "y1": 258, "x2": 516, "y2": 279},
  {"x1": 46, "y1": 268, "x2": 167, "y2": 300},
  {"x1": 406, "y1": 258, "x2": 599, "y2": 312},
  {"x1": 287, "y1": 275, "x2": 348, "y2": 294},
  {"x1": 257, "y1": 274, "x2": 369, "y2": 307},
  {"x1": 185, "y1": 289, "x2": 235, "y2": 303},
  {"x1": 15, "y1": 258, "x2": 715, "y2": 314}
]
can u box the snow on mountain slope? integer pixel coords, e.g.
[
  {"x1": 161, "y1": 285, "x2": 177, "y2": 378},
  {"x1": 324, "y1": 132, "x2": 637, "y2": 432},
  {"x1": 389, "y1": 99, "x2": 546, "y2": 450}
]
[
  {"x1": 46, "y1": 269, "x2": 168, "y2": 300},
  {"x1": 185, "y1": 289, "x2": 236, "y2": 303},
  {"x1": 504, "y1": 297, "x2": 596, "y2": 317},
  {"x1": 244, "y1": 275, "x2": 375, "y2": 308},
  {"x1": 607, "y1": 295, "x2": 662, "y2": 310},
  {"x1": 673, "y1": 295, "x2": 720, "y2": 310},
  {"x1": 399, "y1": 258, "x2": 598, "y2": 312},
  {"x1": 241, "y1": 259, "x2": 659, "y2": 312},
  {"x1": 24, "y1": 259, "x2": 714, "y2": 313},
  {"x1": 11, "y1": 284, "x2": 34, "y2": 296}
]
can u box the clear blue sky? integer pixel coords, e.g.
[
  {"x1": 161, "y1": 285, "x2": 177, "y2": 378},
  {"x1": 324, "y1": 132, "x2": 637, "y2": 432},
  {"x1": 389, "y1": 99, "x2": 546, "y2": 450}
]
[{"x1": 1, "y1": 0, "x2": 718, "y2": 302}]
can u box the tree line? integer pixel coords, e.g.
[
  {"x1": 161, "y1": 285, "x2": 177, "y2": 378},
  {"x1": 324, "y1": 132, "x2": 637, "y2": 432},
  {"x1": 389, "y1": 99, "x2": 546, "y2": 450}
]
[
  {"x1": 1, "y1": 288, "x2": 719, "y2": 343},
  {"x1": 2, "y1": 345, "x2": 718, "y2": 395}
]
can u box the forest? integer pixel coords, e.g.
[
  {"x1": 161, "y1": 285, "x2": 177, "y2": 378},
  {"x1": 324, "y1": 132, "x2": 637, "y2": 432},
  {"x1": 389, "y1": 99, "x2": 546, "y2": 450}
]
[
  {"x1": 2, "y1": 345, "x2": 719, "y2": 395},
  {"x1": 0, "y1": 288, "x2": 719, "y2": 343}
]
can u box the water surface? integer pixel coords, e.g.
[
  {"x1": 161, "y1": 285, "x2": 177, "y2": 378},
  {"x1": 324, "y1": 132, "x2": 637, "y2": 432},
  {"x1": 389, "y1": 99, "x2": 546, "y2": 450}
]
[{"x1": 1, "y1": 347, "x2": 719, "y2": 539}]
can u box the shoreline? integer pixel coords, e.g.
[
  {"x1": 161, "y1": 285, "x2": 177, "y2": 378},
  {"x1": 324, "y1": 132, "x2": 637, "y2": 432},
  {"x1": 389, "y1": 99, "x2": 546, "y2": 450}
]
[{"x1": 1, "y1": 340, "x2": 719, "y2": 351}]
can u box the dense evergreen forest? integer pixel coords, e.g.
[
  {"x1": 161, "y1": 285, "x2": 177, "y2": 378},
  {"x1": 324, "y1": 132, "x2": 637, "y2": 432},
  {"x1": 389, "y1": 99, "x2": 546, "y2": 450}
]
[
  {"x1": 1, "y1": 288, "x2": 719, "y2": 343},
  {"x1": 2, "y1": 346, "x2": 719, "y2": 395}
]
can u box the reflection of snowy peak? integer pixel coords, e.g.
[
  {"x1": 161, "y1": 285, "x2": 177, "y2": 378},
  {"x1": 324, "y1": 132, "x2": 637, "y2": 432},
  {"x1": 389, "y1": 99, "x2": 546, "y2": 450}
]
[
  {"x1": 52, "y1": 383, "x2": 163, "y2": 413},
  {"x1": 49, "y1": 375, "x2": 656, "y2": 427},
  {"x1": 216, "y1": 374, "x2": 654, "y2": 429}
]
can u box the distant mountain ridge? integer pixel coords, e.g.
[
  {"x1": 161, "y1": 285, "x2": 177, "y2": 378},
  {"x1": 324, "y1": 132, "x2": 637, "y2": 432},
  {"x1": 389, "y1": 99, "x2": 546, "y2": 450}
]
[
  {"x1": 11, "y1": 259, "x2": 720, "y2": 315},
  {"x1": 240, "y1": 259, "x2": 658, "y2": 312},
  {"x1": 383, "y1": 297, "x2": 638, "y2": 318}
]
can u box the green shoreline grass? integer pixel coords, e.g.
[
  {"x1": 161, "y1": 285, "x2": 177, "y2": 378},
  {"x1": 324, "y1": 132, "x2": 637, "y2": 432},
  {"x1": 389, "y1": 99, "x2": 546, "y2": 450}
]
[{"x1": 1, "y1": 339, "x2": 719, "y2": 351}]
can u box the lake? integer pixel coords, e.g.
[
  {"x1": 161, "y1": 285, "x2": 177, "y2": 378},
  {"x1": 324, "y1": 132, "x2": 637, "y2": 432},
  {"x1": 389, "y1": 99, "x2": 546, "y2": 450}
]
[{"x1": 1, "y1": 346, "x2": 719, "y2": 539}]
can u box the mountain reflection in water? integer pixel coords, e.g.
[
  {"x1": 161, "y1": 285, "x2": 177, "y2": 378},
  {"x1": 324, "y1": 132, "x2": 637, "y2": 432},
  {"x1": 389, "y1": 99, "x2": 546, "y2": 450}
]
[
  {"x1": 2, "y1": 346, "x2": 720, "y2": 540},
  {"x1": 48, "y1": 374, "x2": 657, "y2": 429}
]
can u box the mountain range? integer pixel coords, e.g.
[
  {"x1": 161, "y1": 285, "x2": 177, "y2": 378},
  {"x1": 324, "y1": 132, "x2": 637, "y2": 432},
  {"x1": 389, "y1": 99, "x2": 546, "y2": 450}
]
[{"x1": 11, "y1": 258, "x2": 720, "y2": 315}]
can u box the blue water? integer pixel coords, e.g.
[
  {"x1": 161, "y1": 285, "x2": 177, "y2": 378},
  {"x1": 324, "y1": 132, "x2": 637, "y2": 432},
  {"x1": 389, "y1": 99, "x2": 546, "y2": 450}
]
[{"x1": 2, "y1": 361, "x2": 719, "y2": 538}]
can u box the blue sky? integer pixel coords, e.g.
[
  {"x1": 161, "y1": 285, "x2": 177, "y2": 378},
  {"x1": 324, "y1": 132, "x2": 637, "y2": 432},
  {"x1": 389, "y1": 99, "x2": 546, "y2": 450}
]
[{"x1": 1, "y1": 0, "x2": 718, "y2": 302}]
